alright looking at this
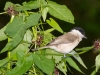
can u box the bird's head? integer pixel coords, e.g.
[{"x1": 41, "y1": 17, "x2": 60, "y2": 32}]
[{"x1": 70, "y1": 27, "x2": 87, "y2": 39}]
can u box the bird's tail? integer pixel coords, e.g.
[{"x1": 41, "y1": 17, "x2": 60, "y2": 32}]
[{"x1": 31, "y1": 46, "x2": 48, "y2": 51}]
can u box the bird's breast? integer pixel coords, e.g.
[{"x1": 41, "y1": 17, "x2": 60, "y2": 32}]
[{"x1": 55, "y1": 40, "x2": 80, "y2": 53}]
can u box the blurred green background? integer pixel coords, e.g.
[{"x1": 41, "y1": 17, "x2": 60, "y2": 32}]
[{"x1": 0, "y1": 0, "x2": 100, "y2": 75}]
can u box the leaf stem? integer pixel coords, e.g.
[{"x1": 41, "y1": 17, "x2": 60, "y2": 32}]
[
  {"x1": 36, "y1": 53, "x2": 63, "y2": 56},
  {"x1": 0, "y1": 12, "x2": 6, "y2": 15}
]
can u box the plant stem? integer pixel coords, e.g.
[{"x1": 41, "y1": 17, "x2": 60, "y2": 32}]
[
  {"x1": 7, "y1": 51, "x2": 11, "y2": 71},
  {"x1": 7, "y1": 15, "x2": 15, "y2": 71},
  {"x1": 32, "y1": 26, "x2": 37, "y2": 75},
  {"x1": 0, "y1": 12, "x2": 6, "y2": 15}
]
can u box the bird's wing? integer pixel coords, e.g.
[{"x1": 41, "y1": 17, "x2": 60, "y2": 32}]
[{"x1": 48, "y1": 32, "x2": 78, "y2": 46}]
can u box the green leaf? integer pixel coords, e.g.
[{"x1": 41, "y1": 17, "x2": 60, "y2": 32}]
[
  {"x1": 95, "y1": 54, "x2": 100, "y2": 72},
  {"x1": 5, "y1": 13, "x2": 41, "y2": 50},
  {"x1": 32, "y1": 54, "x2": 55, "y2": 74},
  {"x1": 0, "y1": 57, "x2": 11, "y2": 67},
  {"x1": 4, "y1": 2, "x2": 14, "y2": 11},
  {"x1": 56, "y1": 61, "x2": 67, "y2": 75},
  {"x1": 39, "y1": 0, "x2": 47, "y2": 6},
  {"x1": 46, "y1": 18, "x2": 63, "y2": 33},
  {"x1": 90, "y1": 70, "x2": 96, "y2": 75},
  {"x1": 65, "y1": 57, "x2": 84, "y2": 74},
  {"x1": 11, "y1": 43, "x2": 30, "y2": 60},
  {"x1": 45, "y1": 49, "x2": 63, "y2": 63},
  {"x1": 0, "y1": 42, "x2": 12, "y2": 53},
  {"x1": 5, "y1": 52, "x2": 33, "y2": 75},
  {"x1": 43, "y1": 32, "x2": 54, "y2": 45},
  {"x1": 23, "y1": 30, "x2": 33, "y2": 43},
  {"x1": 15, "y1": 1, "x2": 40, "y2": 11},
  {"x1": 44, "y1": 28, "x2": 55, "y2": 33},
  {"x1": 75, "y1": 46, "x2": 93, "y2": 51},
  {"x1": 42, "y1": 7, "x2": 49, "y2": 22},
  {"x1": 71, "y1": 51, "x2": 87, "y2": 69},
  {"x1": 48, "y1": 1, "x2": 74, "y2": 24},
  {"x1": 16, "y1": 50, "x2": 25, "y2": 60},
  {"x1": 0, "y1": 26, "x2": 7, "y2": 41}
]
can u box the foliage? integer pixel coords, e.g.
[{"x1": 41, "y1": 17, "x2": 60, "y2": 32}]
[
  {"x1": 90, "y1": 39, "x2": 100, "y2": 75},
  {"x1": 0, "y1": 0, "x2": 88, "y2": 75}
]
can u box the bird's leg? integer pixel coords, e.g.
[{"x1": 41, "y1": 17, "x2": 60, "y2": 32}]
[
  {"x1": 63, "y1": 53, "x2": 73, "y2": 58},
  {"x1": 67, "y1": 52, "x2": 73, "y2": 55},
  {"x1": 63, "y1": 53, "x2": 66, "y2": 58}
]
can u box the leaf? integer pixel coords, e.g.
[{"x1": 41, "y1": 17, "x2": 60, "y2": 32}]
[
  {"x1": 48, "y1": 1, "x2": 74, "y2": 24},
  {"x1": 11, "y1": 43, "x2": 30, "y2": 60},
  {"x1": 95, "y1": 54, "x2": 100, "y2": 72},
  {"x1": 90, "y1": 70, "x2": 96, "y2": 75},
  {"x1": 0, "y1": 42, "x2": 12, "y2": 53},
  {"x1": 70, "y1": 51, "x2": 87, "y2": 69},
  {"x1": 42, "y1": 7, "x2": 49, "y2": 22},
  {"x1": 32, "y1": 54, "x2": 55, "y2": 74},
  {"x1": 15, "y1": 1, "x2": 40, "y2": 11},
  {"x1": 45, "y1": 49, "x2": 63, "y2": 63},
  {"x1": 5, "y1": 13, "x2": 41, "y2": 50},
  {"x1": 56, "y1": 61, "x2": 67, "y2": 75},
  {"x1": 5, "y1": 52, "x2": 34, "y2": 75},
  {"x1": 43, "y1": 32, "x2": 54, "y2": 45},
  {"x1": 39, "y1": 0, "x2": 47, "y2": 6},
  {"x1": 0, "y1": 26, "x2": 7, "y2": 41},
  {"x1": 75, "y1": 46, "x2": 93, "y2": 51},
  {"x1": 4, "y1": 2, "x2": 14, "y2": 11},
  {"x1": 16, "y1": 50, "x2": 25, "y2": 60},
  {"x1": 44, "y1": 28, "x2": 55, "y2": 33},
  {"x1": 0, "y1": 57, "x2": 11, "y2": 67},
  {"x1": 65, "y1": 57, "x2": 84, "y2": 74},
  {"x1": 23, "y1": 30, "x2": 33, "y2": 43},
  {"x1": 46, "y1": 18, "x2": 63, "y2": 33}
]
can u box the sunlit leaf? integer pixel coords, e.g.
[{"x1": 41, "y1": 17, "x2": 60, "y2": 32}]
[
  {"x1": 90, "y1": 70, "x2": 96, "y2": 75},
  {"x1": 42, "y1": 7, "x2": 49, "y2": 22},
  {"x1": 48, "y1": 1, "x2": 74, "y2": 24},
  {"x1": 45, "y1": 49, "x2": 63, "y2": 63},
  {"x1": 73, "y1": 55, "x2": 87, "y2": 69},
  {"x1": 15, "y1": 1, "x2": 40, "y2": 11},
  {"x1": 0, "y1": 57, "x2": 11, "y2": 67},
  {"x1": 39, "y1": 0, "x2": 47, "y2": 6},
  {"x1": 23, "y1": 29, "x2": 33, "y2": 43},
  {"x1": 43, "y1": 32, "x2": 54, "y2": 45},
  {"x1": 5, "y1": 13, "x2": 41, "y2": 50},
  {"x1": 56, "y1": 61, "x2": 67, "y2": 75},
  {"x1": 5, "y1": 52, "x2": 33, "y2": 75},
  {"x1": 44, "y1": 28, "x2": 55, "y2": 33},
  {"x1": 46, "y1": 18, "x2": 63, "y2": 33},
  {"x1": 0, "y1": 26, "x2": 7, "y2": 41},
  {"x1": 32, "y1": 54, "x2": 55, "y2": 74},
  {"x1": 75, "y1": 46, "x2": 93, "y2": 51},
  {"x1": 65, "y1": 57, "x2": 84, "y2": 74},
  {"x1": 95, "y1": 54, "x2": 100, "y2": 72},
  {"x1": 71, "y1": 51, "x2": 87, "y2": 69}
]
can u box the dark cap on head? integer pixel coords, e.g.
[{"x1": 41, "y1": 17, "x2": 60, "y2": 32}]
[{"x1": 71, "y1": 27, "x2": 86, "y2": 37}]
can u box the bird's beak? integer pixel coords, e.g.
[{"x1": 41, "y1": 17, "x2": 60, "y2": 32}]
[{"x1": 84, "y1": 36, "x2": 87, "y2": 39}]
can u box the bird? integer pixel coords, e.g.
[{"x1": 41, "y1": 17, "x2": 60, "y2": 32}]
[{"x1": 32, "y1": 27, "x2": 87, "y2": 56}]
